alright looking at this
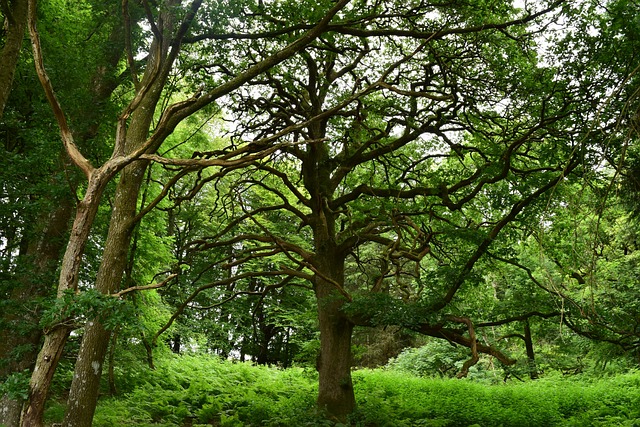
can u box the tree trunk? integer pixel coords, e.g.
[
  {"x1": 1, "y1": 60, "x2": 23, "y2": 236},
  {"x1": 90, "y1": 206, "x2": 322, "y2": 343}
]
[
  {"x1": 21, "y1": 326, "x2": 69, "y2": 427},
  {"x1": 12, "y1": 4, "x2": 127, "y2": 419},
  {"x1": 63, "y1": 161, "x2": 150, "y2": 427},
  {"x1": 107, "y1": 329, "x2": 118, "y2": 396},
  {"x1": 0, "y1": 395, "x2": 22, "y2": 427},
  {"x1": 0, "y1": 194, "x2": 73, "y2": 427},
  {"x1": 314, "y1": 251, "x2": 356, "y2": 421},
  {"x1": 0, "y1": 0, "x2": 28, "y2": 118},
  {"x1": 22, "y1": 179, "x2": 109, "y2": 427},
  {"x1": 523, "y1": 319, "x2": 538, "y2": 380},
  {"x1": 316, "y1": 296, "x2": 355, "y2": 420},
  {"x1": 62, "y1": 4, "x2": 176, "y2": 420}
]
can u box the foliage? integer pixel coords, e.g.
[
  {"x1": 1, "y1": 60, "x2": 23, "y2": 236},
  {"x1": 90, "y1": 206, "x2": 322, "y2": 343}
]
[
  {"x1": 39, "y1": 289, "x2": 137, "y2": 332},
  {"x1": 4, "y1": 0, "x2": 640, "y2": 424},
  {"x1": 92, "y1": 354, "x2": 320, "y2": 427},
  {"x1": 386, "y1": 339, "x2": 483, "y2": 379},
  {"x1": 0, "y1": 369, "x2": 30, "y2": 401},
  {"x1": 88, "y1": 353, "x2": 640, "y2": 426}
]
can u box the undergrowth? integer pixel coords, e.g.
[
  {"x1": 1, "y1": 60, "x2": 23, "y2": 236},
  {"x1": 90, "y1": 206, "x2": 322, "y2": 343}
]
[{"x1": 44, "y1": 354, "x2": 640, "y2": 427}]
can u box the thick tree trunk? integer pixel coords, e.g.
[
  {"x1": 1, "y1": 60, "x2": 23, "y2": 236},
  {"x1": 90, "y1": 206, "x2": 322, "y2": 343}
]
[
  {"x1": 314, "y1": 252, "x2": 356, "y2": 421},
  {"x1": 316, "y1": 296, "x2": 355, "y2": 420},
  {"x1": 0, "y1": 0, "x2": 28, "y2": 118}
]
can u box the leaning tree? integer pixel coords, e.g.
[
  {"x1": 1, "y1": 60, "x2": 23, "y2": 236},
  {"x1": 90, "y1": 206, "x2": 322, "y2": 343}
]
[
  {"x1": 20, "y1": 0, "x2": 352, "y2": 426},
  {"x1": 1, "y1": 0, "x2": 129, "y2": 424}
]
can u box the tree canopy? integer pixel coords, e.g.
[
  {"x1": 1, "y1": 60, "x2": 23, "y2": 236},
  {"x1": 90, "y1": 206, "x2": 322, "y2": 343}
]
[{"x1": 1, "y1": 0, "x2": 640, "y2": 426}]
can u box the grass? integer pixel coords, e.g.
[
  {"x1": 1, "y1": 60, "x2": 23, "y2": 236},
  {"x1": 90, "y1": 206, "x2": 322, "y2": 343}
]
[{"x1": 44, "y1": 354, "x2": 640, "y2": 426}]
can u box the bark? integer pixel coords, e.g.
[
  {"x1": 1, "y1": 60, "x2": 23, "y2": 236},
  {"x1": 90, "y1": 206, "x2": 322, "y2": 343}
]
[
  {"x1": 63, "y1": 160, "x2": 152, "y2": 427},
  {"x1": 314, "y1": 253, "x2": 356, "y2": 421},
  {"x1": 21, "y1": 326, "x2": 69, "y2": 427},
  {"x1": 2, "y1": 5, "x2": 123, "y2": 416},
  {"x1": 22, "y1": 0, "x2": 131, "y2": 418},
  {"x1": 447, "y1": 316, "x2": 479, "y2": 378},
  {"x1": 0, "y1": 395, "x2": 21, "y2": 427},
  {"x1": 62, "y1": 3, "x2": 183, "y2": 424},
  {"x1": 22, "y1": 181, "x2": 109, "y2": 427},
  {"x1": 312, "y1": 185, "x2": 356, "y2": 419},
  {"x1": 523, "y1": 319, "x2": 538, "y2": 380},
  {"x1": 0, "y1": 0, "x2": 28, "y2": 118},
  {"x1": 0, "y1": 195, "x2": 73, "y2": 427},
  {"x1": 107, "y1": 330, "x2": 118, "y2": 396}
]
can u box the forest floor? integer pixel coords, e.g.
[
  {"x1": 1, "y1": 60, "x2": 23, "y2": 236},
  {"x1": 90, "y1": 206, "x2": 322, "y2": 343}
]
[{"x1": 44, "y1": 354, "x2": 640, "y2": 427}]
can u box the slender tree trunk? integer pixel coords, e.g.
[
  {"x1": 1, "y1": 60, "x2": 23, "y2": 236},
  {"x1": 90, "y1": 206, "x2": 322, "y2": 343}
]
[
  {"x1": 62, "y1": 161, "x2": 150, "y2": 427},
  {"x1": 3, "y1": 10, "x2": 126, "y2": 421},
  {"x1": 22, "y1": 178, "x2": 109, "y2": 427},
  {"x1": 0, "y1": 0, "x2": 28, "y2": 118},
  {"x1": 62, "y1": 5, "x2": 176, "y2": 421},
  {"x1": 107, "y1": 329, "x2": 118, "y2": 396},
  {"x1": 523, "y1": 319, "x2": 538, "y2": 380},
  {"x1": 21, "y1": 326, "x2": 69, "y2": 427},
  {"x1": 0, "y1": 196, "x2": 73, "y2": 427}
]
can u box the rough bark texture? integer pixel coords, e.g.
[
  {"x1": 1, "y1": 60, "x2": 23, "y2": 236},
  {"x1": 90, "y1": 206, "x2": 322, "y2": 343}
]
[
  {"x1": 0, "y1": 0, "x2": 28, "y2": 118},
  {"x1": 309, "y1": 139, "x2": 357, "y2": 419},
  {"x1": 62, "y1": 3, "x2": 178, "y2": 423},
  {"x1": 21, "y1": 326, "x2": 68, "y2": 427},
  {"x1": 63, "y1": 160, "x2": 152, "y2": 427},
  {"x1": 0, "y1": 396, "x2": 21, "y2": 427},
  {"x1": 314, "y1": 215, "x2": 355, "y2": 419},
  {"x1": 315, "y1": 277, "x2": 356, "y2": 420},
  {"x1": 21, "y1": 189, "x2": 106, "y2": 427}
]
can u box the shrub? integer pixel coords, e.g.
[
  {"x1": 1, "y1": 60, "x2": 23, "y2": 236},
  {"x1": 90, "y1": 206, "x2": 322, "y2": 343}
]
[{"x1": 94, "y1": 354, "x2": 640, "y2": 426}]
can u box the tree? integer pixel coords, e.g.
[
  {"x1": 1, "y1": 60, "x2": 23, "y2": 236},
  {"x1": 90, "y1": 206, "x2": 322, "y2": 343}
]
[
  {"x1": 20, "y1": 0, "x2": 352, "y2": 426},
  {"x1": 171, "y1": 0, "x2": 595, "y2": 419},
  {"x1": 499, "y1": 0, "x2": 640, "y2": 366},
  {"x1": 5, "y1": 0, "x2": 627, "y2": 425},
  {"x1": 0, "y1": 0, "x2": 28, "y2": 117},
  {"x1": 1, "y1": 1, "x2": 125, "y2": 424}
]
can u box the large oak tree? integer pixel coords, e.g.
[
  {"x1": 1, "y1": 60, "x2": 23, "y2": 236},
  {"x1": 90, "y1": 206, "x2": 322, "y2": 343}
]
[{"x1": 166, "y1": 0, "x2": 599, "y2": 419}]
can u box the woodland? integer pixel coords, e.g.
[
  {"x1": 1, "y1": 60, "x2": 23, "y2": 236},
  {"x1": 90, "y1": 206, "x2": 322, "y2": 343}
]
[{"x1": 1, "y1": 0, "x2": 640, "y2": 426}]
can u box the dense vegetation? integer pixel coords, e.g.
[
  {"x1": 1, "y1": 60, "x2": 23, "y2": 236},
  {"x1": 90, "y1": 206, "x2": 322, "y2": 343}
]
[
  {"x1": 2, "y1": 0, "x2": 640, "y2": 426},
  {"x1": 44, "y1": 353, "x2": 640, "y2": 427}
]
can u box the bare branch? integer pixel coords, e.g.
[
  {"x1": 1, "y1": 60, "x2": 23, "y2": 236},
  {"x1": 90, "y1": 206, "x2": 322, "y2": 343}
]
[
  {"x1": 141, "y1": 0, "x2": 162, "y2": 41},
  {"x1": 446, "y1": 315, "x2": 480, "y2": 378},
  {"x1": 112, "y1": 274, "x2": 178, "y2": 297},
  {"x1": 27, "y1": 0, "x2": 94, "y2": 178}
]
